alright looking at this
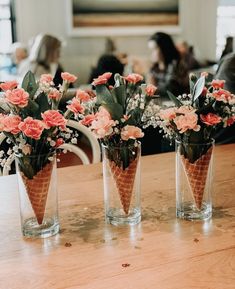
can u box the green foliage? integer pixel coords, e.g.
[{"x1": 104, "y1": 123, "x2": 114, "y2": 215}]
[{"x1": 21, "y1": 71, "x2": 38, "y2": 98}]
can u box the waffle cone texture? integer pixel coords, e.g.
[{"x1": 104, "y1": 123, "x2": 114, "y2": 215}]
[
  {"x1": 21, "y1": 162, "x2": 53, "y2": 225},
  {"x1": 109, "y1": 158, "x2": 138, "y2": 215},
  {"x1": 181, "y1": 148, "x2": 212, "y2": 210}
]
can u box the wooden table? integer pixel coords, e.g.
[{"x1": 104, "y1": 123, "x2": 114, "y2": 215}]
[{"x1": 0, "y1": 144, "x2": 235, "y2": 289}]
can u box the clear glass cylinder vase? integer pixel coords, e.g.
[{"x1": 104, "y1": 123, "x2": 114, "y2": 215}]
[
  {"x1": 175, "y1": 139, "x2": 214, "y2": 220},
  {"x1": 15, "y1": 152, "x2": 59, "y2": 238},
  {"x1": 102, "y1": 142, "x2": 141, "y2": 226}
]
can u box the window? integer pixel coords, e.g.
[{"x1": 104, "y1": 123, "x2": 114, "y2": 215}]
[
  {"x1": 217, "y1": 1, "x2": 235, "y2": 59},
  {"x1": 0, "y1": 0, "x2": 16, "y2": 53}
]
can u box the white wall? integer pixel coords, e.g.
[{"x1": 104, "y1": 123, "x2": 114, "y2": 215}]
[{"x1": 15, "y1": 0, "x2": 218, "y2": 84}]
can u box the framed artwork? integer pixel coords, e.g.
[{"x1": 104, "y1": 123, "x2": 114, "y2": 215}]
[{"x1": 66, "y1": 0, "x2": 180, "y2": 36}]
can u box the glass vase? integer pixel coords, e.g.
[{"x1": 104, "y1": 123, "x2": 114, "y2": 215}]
[
  {"x1": 102, "y1": 142, "x2": 141, "y2": 226},
  {"x1": 15, "y1": 152, "x2": 59, "y2": 238},
  {"x1": 175, "y1": 139, "x2": 214, "y2": 220}
]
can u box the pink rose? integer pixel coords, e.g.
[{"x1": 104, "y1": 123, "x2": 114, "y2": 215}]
[
  {"x1": 0, "y1": 80, "x2": 18, "y2": 91},
  {"x1": 19, "y1": 117, "x2": 44, "y2": 140},
  {"x1": 211, "y1": 79, "x2": 225, "y2": 89},
  {"x1": 42, "y1": 110, "x2": 67, "y2": 130},
  {"x1": 200, "y1": 113, "x2": 222, "y2": 126},
  {"x1": 121, "y1": 125, "x2": 144, "y2": 141},
  {"x1": 90, "y1": 108, "x2": 115, "y2": 138},
  {"x1": 61, "y1": 72, "x2": 77, "y2": 83},
  {"x1": 92, "y1": 72, "x2": 112, "y2": 86},
  {"x1": 48, "y1": 88, "x2": 61, "y2": 100},
  {"x1": 76, "y1": 89, "x2": 91, "y2": 102},
  {"x1": 40, "y1": 74, "x2": 53, "y2": 84},
  {"x1": 80, "y1": 114, "x2": 96, "y2": 126},
  {"x1": 212, "y1": 89, "x2": 232, "y2": 103},
  {"x1": 2, "y1": 115, "x2": 21, "y2": 134},
  {"x1": 124, "y1": 73, "x2": 143, "y2": 84},
  {"x1": 5, "y1": 88, "x2": 29, "y2": 108},
  {"x1": 145, "y1": 84, "x2": 157, "y2": 96},
  {"x1": 66, "y1": 98, "x2": 85, "y2": 115},
  {"x1": 174, "y1": 112, "x2": 200, "y2": 133},
  {"x1": 160, "y1": 107, "x2": 176, "y2": 121}
]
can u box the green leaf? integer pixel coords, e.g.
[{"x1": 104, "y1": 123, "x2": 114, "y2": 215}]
[
  {"x1": 103, "y1": 103, "x2": 123, "y2": 121},
  {"x1": 20, "y1": 98, "x2": 39, "y2": 118},
  {"x1": 125, "y1": 108, "x2": 142, "y2": 126},
  {"x1": 21, "y1": 71, "x2": 38, "y2": 98},
  {"x1": 96, "y1": 85, "x2": 114, "y2": 104},
  {"x1": 192, "y1": 76, "x2": 205, "y2": 103},
  {"x1": 120, "y1": 146, "x2": 129, "y2": 170},
  {"x1": 111, "y1": 85, "x2": 126, "y2": 106},
  {"x1": 167, "y1": 90, "x2": 182, "y2": 107},
  {"x1": 35, "y1": 92, "x2": 51, "y2": 116}
]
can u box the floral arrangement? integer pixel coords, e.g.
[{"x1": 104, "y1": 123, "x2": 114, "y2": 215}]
[
  {"x1": 0, "y1": 71, "x2": 78, "y2": 176},
  {"x1": 158, "y1": 73, "x2": 235, "y2": 162},
  {"x1": 68, "y1": 72, "x2": 159, "y2": 168}
]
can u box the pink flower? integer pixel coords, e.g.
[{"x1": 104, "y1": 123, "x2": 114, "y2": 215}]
[
  {"x1": 80, "y1": 114, "x2": 96, "y2": 126},
  {"x1": 124, "y1": 73, "x2": 143, "y2": 84},
  {"x1": 0, "y1": 80, "x2": 18, "y2": 91},
  {"x1": 174, "y1": 112, "x2": 200, "y2": 133},
  {"x1": 48, "y1": 88, "x2": 61, "y2": 100},
  {"x1": 160, "y1": 107, "x2": 176, "y2": 121},
  {"x1": 5, "y1": 88, "x2": 29, "y2": 108},
  {"x1": 21, "y1": 144, "x2": 32, "y2": 155},
  {"x1": 121, "y1": 125, "x2": 144, "y2": 141},
  {"x1": 226, "y1": 116, "x2": 235, "y2": 126},
  {"x1": 55, "y1": 138, "x2": 64, "y2": 147},
  {"x1": 200, "y1": 113, "x2": 222, "y2": 126},
  {"x1": 76, "y1": 89, "x2": 91, "y2": 102},
  {"x1": 212, "y1": 89, "x2": 232, "y2": 103},
  {"x1": 19, "y1": 117, "x2": 44, "y2": 140},
  {"x1": 211, "y1": 79, "x2": 225, "y2": 89},
  {"x1": 2, "y1": 115, "x2": 21, "y2": 134},
  {"x1": 90, "y1": 108, "x2": 115, "y2": 138},
  {"x1": 145, "y1": 84, "x2": 157, "y2": 96},
  {"x1": 61, "y1": 72, "x2": 77, "y2": 83},
  {"x1": 66, "y1": 98, "x2": 85, "y2": 115},
  {"x1": 42, "y1": 110, "x2": 67, "y2": 130},
  {"x1": 176, "y1": 106, "x2": 194, "y2": 114},
  {"x1": 201, "y1": 87, "x2": 208, "y2": 96},
  {"x1": 40, "y1": 74, "x2": 53, "y2": 84},
  {"x1": 0, "y1": 114, "x2": 6, "y2": 131},
  {"x1": 92, "y1": 72, "x2": 112, "y2": 86}
]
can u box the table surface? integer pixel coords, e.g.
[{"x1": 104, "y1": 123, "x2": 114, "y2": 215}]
[{"x1": 0, "y1": 144, "x2": 235, "y2": 289}]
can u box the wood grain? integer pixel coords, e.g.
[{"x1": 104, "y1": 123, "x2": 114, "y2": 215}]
[{"x1": 0, "y1": 144, "x2": 234, "y2": 289}]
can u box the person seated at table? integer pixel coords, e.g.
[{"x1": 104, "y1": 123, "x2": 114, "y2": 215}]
[
  {"x1": 19, "y1": 34, "x2": 68, "y2": 87},
  {"x1": 89, "y1": 54, "x2": 124, "y2": 86},
  {"x1": 214, "y1": 52, "x2": 235, "y2": 144},
  {"x1": 176, "y1": 41, "x2": 201, "y2": 71},
  {"x1": 148, "y1": 32, "x2": 189, "y2": 98}
]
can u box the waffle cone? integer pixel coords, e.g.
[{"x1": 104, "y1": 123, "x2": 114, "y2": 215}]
[
  {"x1": 21, "y1": 162, "x2": 53, "y2": 224},
  {"x1": 109, "y1": 158, "x2": 138, "y2": 215},
  {"x1": 181, "y1": 148, "x2": 212, "y2": 210}
]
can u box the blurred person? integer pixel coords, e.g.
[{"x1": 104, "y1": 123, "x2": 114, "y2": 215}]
[
  {"x1": 148, "y1": 32, "x2": 189, "y2": 98},
  {"x1": 89, "y1": 54, "x2": 124, "y2": 86},
  {"x1": 177, "y1": 41, "x2": 201, "y2": 70},
  {"x1": 220, "y1": 36, "x2": 233, "y2": 60},
  {"x1": 19, "y1": 34, "x2": 66, "y2": 87}
]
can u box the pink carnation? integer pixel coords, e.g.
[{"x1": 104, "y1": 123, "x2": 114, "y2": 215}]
[
  {"x1": 212, "y1": 89, "x2": 232, "y2": 103},
  {"x1": 19, "y1": 117, "x2": 44, "y2": 140},
  {"x1": 42, "y1": 110, "x2": 67, "y2": 130},
  {"x1": 2, "y1": 115, "x2": 21, "y2": 134},
  {"x1": 226, "y1": 116, "x2": 235, "y2": 127},
  {"x1": 66, "y1": 98, "x2": 85, "y2": 115},
  {"x1": 40, "y1": 74, "x2": 53, "y2": 83},
  {"x1": 92, "y1": 72, "x2": 112, "y2": 86},
  {"x1": 211, "y1": 79, "x2": 225, "y2": 89},
  {"x1": 124, "y1": 73, "x2": 143, "y2": 84},
  {"x1": 61, "y1": 72, "x2": 77, "y2": 83},
  {"x1": 48, "y1": 88, "x2": 61, "y2": 100},
  {"x1": 176, "y1": 106, "x2": 194, "y2": 114},
  {"x1": 80, "y1": 114, "x2": 96, "y2": 126},
  {"x1": 145, "y1": 84, "x2": 157, "y2": 96},
  {"x1": 159, "y1": 107, "x2": 176, "y2": 121},
  {"x1": 5, "y1": 88, "x2": 29, "y2": 108},
  {"x1": 121, "y1": 125, "x2": 144, "y2": 141},
  {"x1": 174, "y1": 112, "x2": 200, "y2": 133},
  {"x1": 0, "y1": 114, "x2": 6, "y2": 131},
  {"x1": 90, "y1": 108, "x2": 115, "y2": 138},
  {"x1": 76, "y1": 89, "x2": 91, "y2": 102},
  {"x1": 0, "y1": 80, "x2": 18, "y2": 91},
  {"x1": 200, "y1": 113, "x2": 222, "y2": 126}
]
